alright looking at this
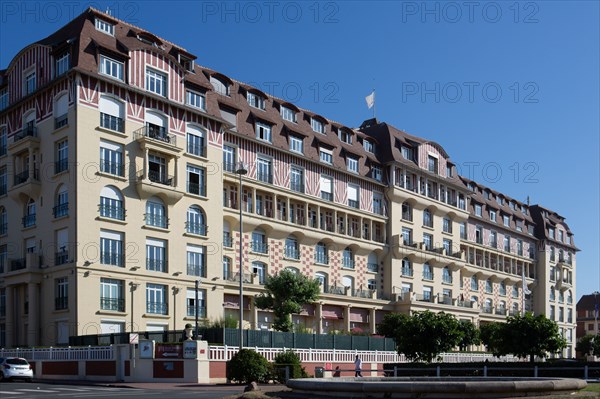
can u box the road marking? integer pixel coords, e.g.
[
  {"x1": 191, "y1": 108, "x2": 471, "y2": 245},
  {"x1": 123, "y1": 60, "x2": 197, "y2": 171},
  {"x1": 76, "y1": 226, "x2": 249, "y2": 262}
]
[
  {"x1": 51, "y1": 387, "x2": 90, "y2": 391},
  {"x1": 0, "y1": 391, "x2": 24, "y2": 395},
  {"x1": 15, "y1": 388, "x2": 60, "y2": 393}
]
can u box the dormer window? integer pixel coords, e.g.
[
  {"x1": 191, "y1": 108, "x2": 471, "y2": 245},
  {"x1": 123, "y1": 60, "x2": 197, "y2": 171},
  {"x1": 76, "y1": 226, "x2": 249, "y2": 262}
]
[
  {"x1": 401, "y1": 146, "x2": 413, "y2": 161},
  {"x1": 281, "y1": 106, "x2": 296, "y2": 123},
  {"x1": 363, "y1": 139, "x2": 375, "y2": 153},
  {"x1": 247, "y1": 92, "x2": 265, "y2": 110},
  {"x1": 255, "y1": 121, "x2": 271, "y2": 143},
  {"x1": 339, "y1": 129, "x2": 352, "y2": 144},
  {"x1": 0, "y1": 88, "x2": 8, "y2": 111},
  {"x1": 347, "y1": 156, "x2": 358, "y2": 173},
  {"x1": 178, "y1": 54, "x2": 195, "y2": 72},
  {"x1": 446, "y1": 165, "x2": 453, "y2": 177},
  {"x1": 24, "y1": 69, "x2": 36, "y2": 95},
  {"x1": 371, "y1": 164, "x2": 382, "y2": 182},
  {"x1": 186, "y1": 90, "x2": 205, "y2": 110},
  {"x1": 289, "y1": 135, "x2": 303, "y2": 154},
  {"x1": 210, "y1": 76, "x2": 230, "y2": 96},
  {"x1": 496, "y1": 195, "x2": 503, "y2": 205},
  {"x1": 427, "y1": 155, "x2": 438, "y2": 174},
  {"x1": 95, "y1": 18, "x2": 114, "y2": 36},
  {"x1": 468, "y1": 182, "x2": 475, "y2": 191},
  {"x1": 319, "y1": 147, "x2": 333, "y2": 164},
  {"x1": 311, "y1": 118, "x2": 324, "y2": 134},
  {"x1": 55, "y1": 53, "x2": 70, "y2": 77},
  {"x1": 99, "y1": 55, "x2": 124, "y2": 81}
]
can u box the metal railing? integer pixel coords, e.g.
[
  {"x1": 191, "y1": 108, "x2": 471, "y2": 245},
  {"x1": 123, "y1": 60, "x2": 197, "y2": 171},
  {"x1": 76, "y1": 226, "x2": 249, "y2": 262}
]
[
  {"x1": 100, "y1": 297, "x2": 125, "y2": 312},
  {"x1": 342, "y1": 258, "x2": 355, "y2": 269},
  {"x1": 147, "y1": 170, "x2": 174, "y2": 186},
  {"x1": 187, "y1": 143, "x2": 206, "y2": 157},
  {"x1": 100, "y1": 252, "x2": 124, "y2": 267},
  {"x1": 187, "y1": 182, "x2": 206, "y2": 196},
  {"x1": 53, "y1": 203, "x2": 69, "y2": 218},
  {"x1": 145, "y1": 213, "x2": 168, "y2": 228},
  {"x1": 290, "y1": 181, "x2": 304, "y2": 193},
  {"x1": 257, "y1": 171, "x2": 273, "y2": 184},
  {"x1": 315, "y1": 254, "x2": 329, "y2": 265},
  {"x1": 186, "y1": 306, "x2": 207, "y2": 318},
  {"x1": 22, "y1": 214, "x2": 36, "y2": 228},
  {"x1": 0, "y1": 346, "x2": 115, "y2": 361},
  {"x1": 251, "y1": 241, "x2": 268, "y2": 254},
  {"x1": 100, "y1": 160, "x2": 124, "y2": 176},
  {"x1": 55, "y1": 159, "x2": 68, "y2": 174},
  {"x1": 55, "y1": 297, "x2": 68, "y2": 310},
  {"x1": 99, "y1": 204, "x2": 126, "y2": 220},
  {"x1": 367, "y1": 263, "x2": 378, "y2": 272},
  {"x1": 186, "y1": 264, "x2": 205, "y2": 277},
  {"x1": 146, "y1": 301, "x2": 168, "y2": 315},
  {"x1": 284, "y1": 246, "x2": 300, "y2": 260},
  {"x1": 134, "y1": 125, "x2": 176, "y2": 146},
  {"x1": 348, "y1": 199, "x2": 359, "y2": 209},
  {"x1": 14, "y1": 169, "x2": 39, "y2": 185},
  {"x1": 54, "y1": 114, "x2": 68, "y2": 129},
  {"x1": 100, "y1": 113, "x2": 125, "y2": 132},
  {"x1": 223, "y1": 233, "x2": 232, "y2": 247},
  {"x1": 186, "y1": 221, "x2": 207, "y2": 235},
  {"x1": 13, "y1": 125, "x2": 37, "y2": 143},
  {"x1": 55, "y1": 251, "x2": 69, "y2": 265}
]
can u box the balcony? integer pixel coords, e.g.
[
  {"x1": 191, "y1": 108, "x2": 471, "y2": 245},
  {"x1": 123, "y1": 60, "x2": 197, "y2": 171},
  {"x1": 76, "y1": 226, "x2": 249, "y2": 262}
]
[
  {"x1": 146, "y1": 302, "x2": 168, "y2": 315},
  {"x1": 53, "y1": 203, "x2": 69, "y2": 218},
  {"x1": 326, "y1": 286, "x2": 346, "y2": 296},
  {"x1": 186, "y1": 221, "x2": 207, "y2": 236},
  {"x1": 99, "y1": 204, "x2": 126, "y2": 220},
  {"x1": 284, "y1": 246, "x2": 300, "y2": 260},
  {"x1": 321, "y1": 191, "x2": 333, "y2": 202},
  {"x1": 223, "y1": 162, "x2": 236, "y2": 173},
  {"x1": 55, "y1": 297, "x2": 68, "y2": 310},
  {"x1": 348, "y1": 199, "x2": 359, "y2": 209},
  {"x1": 315, "y1": 254, "x2": 329, "y2": 265},
  {"x1": 342, "y1": 258, "x2": 355, "y2": 269},
  {"x1": 251, "y1": 241, "x2": 268, "y2": 254},
  {"x1": 373, "y1": 204, "x2": 383, "y2": 215},
  {"x1": 22, "y1": 214, "x2": 36, "y2": 228},
  {"x1": 100, "y1": 160, "x2": 124, "y2": 177},
  {"x1": 55, "y1": 250, "x2": 69, "y2": 265},
  {"x1": 402, "y1": 267, "x2": 413, "y2": 277},
  {"x1": 134, "y1": 125, "x2": 178, "y2": 147},
  {"x1": 187, "y1": 182, "x2": 206, "y2": 197},
  {"x1": 54, "y1": 114, "x2": 68, "y2": 129},
  {"x1": 186, "y1": 143, "x2": 206, "y2": 158},
  {"x1": 187, "y1": 264, "x2": 205, "y2": 277},
  {"x1": 367, "y1": 263, "x2": 378, "y2": 273},
  {"x1": 223, "y1": 232, "x2": 233, "y2": 248},
  {"x1": 100, "y1": 252, "x2": 124, "y2": 267},
  {"x1": 290, "y1": 181, "x2": 304, "y2": 193},
  {"x1": 187, "y1": 306, "x2": 207, "y2": 318},
  {"x1": 145, "y1": 214, "x2": 169, "y2": 229},
  {"x1": 136, "y1": 170, "x2": 183, "y2": 205},
  {"x1": 10, "y1": 125, "x2": 38, "y2": 145},
  {"x1": 257, "y1": 171, "x2": 273, "y2": 184},
  {"x1": 352, "y1": 289, "x2": 374, "y2": 299},
  {"x1": 146, "y1": 258, "x2": 167, "y2": 272},
  {"x1": 10, "y1": 168, "x2": 41, "y2": 200},
  {"x1": 225, "y1": 272, "x2": 253, "y2": 284},
  {"x1": 100, "y1": 113, "x2": 125, "y2": 133},
  {"x1": 422, "y1": 271, "x2": 434, "y2": 281},
  {"x1": 6, "y1": 253, "x2": 42, "y2": 276},
  {"x1": 100, "y1": 297, "x2": 125, "y2": 312}
]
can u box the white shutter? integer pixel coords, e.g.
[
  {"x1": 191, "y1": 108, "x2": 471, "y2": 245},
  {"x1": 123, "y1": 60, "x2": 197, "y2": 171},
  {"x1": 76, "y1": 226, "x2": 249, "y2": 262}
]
[
  {"x1": 186, "y1": 244, "x2": 204, "y2": 254},
  {"x1": 187, "y1": 124, "x2": 205, "y2": 137},
  {"x1": 320, "y1": 176, "x2": 332, "y2": 193},
  {"x1": 57, "y1": 228, "x2": 69, "y2": 249},
  {"x1": 186, "y1": 288, "x2": 205, "y2": 300},
  {"x1": 99, "y1": 95, "x2": 123, "y2": 117},
  {"x1": 146, "y1": 324, "x2": 167, "y2": 332},
  {"x1": 220, "y1": 108, "x2": 237, "y2": 129},
  {"x1": 100, "y1": 139, "x2": 122, "y2": 152},
  {"x1": 145, "y1": 110, "x2": 166, "y2": 127},
  {"x1": 100, "y1": 186, "x2": 122, "y2": 200},
  {"x1": 348, "y1": 184, "x2": 358, "y2": 201},
  {"x1": 55, "y1": 94, "x2": 68, "y2": 116},
  {"x1": 146, "y1": 238, "x2": 165, "y2": 248},
  {"x1": 100, "y1": 230, "x2": 123, "y2": 241},
  {"x1": 100, "y1": 321, "x2": 124, "y2": 334}
]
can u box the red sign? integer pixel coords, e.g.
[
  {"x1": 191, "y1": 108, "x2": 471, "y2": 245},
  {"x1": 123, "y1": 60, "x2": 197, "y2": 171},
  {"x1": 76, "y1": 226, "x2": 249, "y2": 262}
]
[{"x1": 155, "y1": 344, "x2": 183, "y2": 359}]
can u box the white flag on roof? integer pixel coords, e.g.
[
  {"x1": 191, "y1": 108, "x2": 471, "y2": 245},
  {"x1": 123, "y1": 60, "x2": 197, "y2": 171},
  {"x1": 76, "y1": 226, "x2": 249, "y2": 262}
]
[{"x1": 365, "y1": 91, "x2": 375, "y2": 109}]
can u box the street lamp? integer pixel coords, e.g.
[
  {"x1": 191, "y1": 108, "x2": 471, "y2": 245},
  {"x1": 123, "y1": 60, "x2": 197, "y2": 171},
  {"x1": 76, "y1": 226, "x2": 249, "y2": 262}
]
[
  {"x1": 195, "y1": 279, "x2": 201, "y2": 339},
  {"x1": 235, "y1": 162, "x2": 248, "y2": 349},
  {"x1": 594, "y1": 291, "x2": 599, "y2": 335}
]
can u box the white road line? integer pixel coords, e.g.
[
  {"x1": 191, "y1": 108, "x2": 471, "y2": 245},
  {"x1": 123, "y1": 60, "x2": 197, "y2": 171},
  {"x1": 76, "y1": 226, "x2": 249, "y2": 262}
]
[
  {"x1": 15, "y1": 388, "x2": 60, "y2": 393},
  {"x1": 51, "y1": 387, "x2": 91, "y2": 391},
  {"x1": 0, "y1": 391, "x2": 24, "y2": 395}
]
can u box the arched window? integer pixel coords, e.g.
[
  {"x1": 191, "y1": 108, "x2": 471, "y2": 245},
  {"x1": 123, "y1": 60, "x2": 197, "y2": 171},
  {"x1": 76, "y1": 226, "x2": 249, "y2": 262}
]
[
  {"x1": 499, "y1": 281, "x2": 507, "y2": 296},
  {"x1": 484, "y1": 298, "x2": 493, "y2": 312},
  {"x1": 99, "y1": 185, "x2": 125, "y2": 220},
  {"x1": 549, "y1": 286, "x2": 555, "y2": 301},
  {"x1": 99, "y1": 95, "x2": 125, "y2": 132},
  {"x1": 285, "y1": 266, "x2": 299, "y2": 274},
  {"x1": 485, "y1": 279, "x2": 493, "y2": 293},
  {"x1": 558, "y1": 290, "x2": 564, "y2": 303},
  {"x1": 251, "y1": 229, "x2": 268, "y2": 254},
  {"x1": 367, "y1": 252, "x2": 378, "y2": 272},
  {"x1": 512, "y1": 285, "x2": 519, "y2": 298},
  {"x1": 423, "y1": 209, "x2": 433, "y2": 227},
  {"x1": 470, "y1": 276, "x2": 478, "y2": 291},
  {"x1": 54, "y1": 184, "x2": 69, "y2": 218},
  {"x1": 0, "y1": 206, "x2": 6, "y2": 235},
  {"x1": 342, "y1": 247, "x2": 354, "y2": 269},
  {"x1": 252, "y1": 261, "x2": 267, "y2": 284},
  {"x1": 23, "y1": 198, "x2": 36, "y2": 228},
  {"x1": 442, "y1": 266, "x2": 452, "y2": 283},
  {"x1": 186, "y1": 205, "x2": 206, "y2": 235},
  {"x1": 567, "y1": 290, "x2": 573, "y2": 304},
  {"x1": 223, "y1": 256, "x2": 232, "y2": 280},
  {"x1": 401, "y1": 258, "x2": 412, "y2": 276},
  {"x1": 145, "y1": 110, "x2": 168, "y2": 140},
  {"x1": 499, "y1": 300, "x2": 506, "y2": 312},
  {"x1": 423, "y1": 263, "x2": 433, "y2": 280},
  {"x1": 315, "y1": 242, "x2": 328, "y2": 264},
  {"x1": 285, "y1": 235, "x2": 299, "y2": 260},
  {"x1": 54, "y1": 93, "x2": 69, "y2": 128},
  {"x1": 315, "y1": 272, "x2": 328, "y2": 288},
  {"x1": 145, "y1": 196, "x2": 167, "y2": 228},
  {"x1": 401, "y1": 201, "x2": 412, "y2": 221},
  {"x1": 342, "y1": 275, "x2": 354, "y2": 293},
  {"x1": 223, "y1": 220, "x2": 232, "y2": 247},
  {"x1": 512, "y1": 302, "x2": 519, "y2": 314}
]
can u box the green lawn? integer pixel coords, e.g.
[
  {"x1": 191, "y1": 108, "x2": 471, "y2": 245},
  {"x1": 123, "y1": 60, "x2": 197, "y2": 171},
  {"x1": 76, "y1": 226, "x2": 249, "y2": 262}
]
[{"x1": 583, "y1": 383, "x2": 600, "y2": 393}]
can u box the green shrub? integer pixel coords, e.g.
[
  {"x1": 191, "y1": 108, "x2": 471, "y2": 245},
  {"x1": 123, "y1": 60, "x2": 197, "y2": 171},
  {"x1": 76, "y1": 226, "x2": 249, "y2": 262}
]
[
  {"x1": 273, "y1": 350, "x2": 308, "y2": 382},
  {"x1": 227, "y1": 349, "x2": 272, "y2": 384}
]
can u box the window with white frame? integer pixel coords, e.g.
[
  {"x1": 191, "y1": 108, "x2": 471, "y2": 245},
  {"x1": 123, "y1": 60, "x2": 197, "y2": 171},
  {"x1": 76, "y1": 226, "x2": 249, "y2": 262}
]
[
  {"x1": 289, "y1": 135, "x2": 303, "y2": 153},
  {"x1": 95, "y1": 18, "x2": 114, "y2": 35},
  {"x1": 100, "y1": 230, "x2": 124, "y2": 266},
  {"x1": 402, "y1": 227, "x2": 412, "y2": 245},
  {"x1": 549, "y1": 227, "x2": 555, "y2": 239},
  {"x1": 475, "y1": 204, "x2": 482, "y2": 217},
  {"x1": 443, "y1": 217, "x2": 452, "y2": 233},
  {"x1": 247, "y1": 92, "x2": 265, "y2": 109},
  {"x1": 280, "y1": 106, "x2": 296, "y2": 122},
  {"x1": 371, "y1": 164, "x2": 382, "y2": 181},
  {"x1": 256, "y1": 121, "x2": 272, "y2": 142},
  {"x1": 223, "y1": 145, "x2": 236, "y2": 173},
  {"x1": 146, "y1": 196, "x2": 167, "y2": 228},
  {"x1": 100, "y1": 140, "x2": 124, "y2": 176},
  {"x1": 146, "y1": 68, "x2": 167, "y2": 96},
  {"x1": 223, "y1": 256, "x2": 232, "y2": 279},
  {"x1": 55, "y1": 53, "x2": 70, "y2": 77},
  {"x1": 0, "y1": 89, "x2": 7, "y2": 111},
  {"x1": 315, "y1": 243, "x2": 328, "y2": 264},
  {"x1": 24, "y1": 70, "x2": 36, "y2": 95},
  {"x1": 443, "y1": 238, "x2": 452, "y2": 254},
  {"x1": 99, "y1": 56, "x2": 124, "y2": 81},
  {"x1": 252, "y1": 261, "x2": 267, "y2": 284},
  {"x1": 319, "y1": 147, "x2": 333, "y2": 164},
  {"x1": 503, "y1": 215, "x2": 510, "y2": 226},
  {"x1": 186, "y1": 164, "x2": 206, "y2": 196},
  {"x1": 290, "y1": 166, "x2": 304, "y2": 193},
  {"x1": 186, "y1": 288, "x2": 206, "y2": 317},
  {"x1": 311, "y1": 118, "x2": 324, "y2": 133},
  {"x1": 363, "y1": 139, "x2": 374, "y2": 153},
  {"x1": 186, "y1": 90, "x2": 205, "y2": 110},
  {"x1": 210, "y1": 76, "x2": 230, "y2": 96},
  {"x1": 427, "y1": 155, "x2": 438, "y2": 174},
  {"x1": 423, "y1": 233, "x2": 433, "y2": 250},
  {"x1": 54, "y1": 277, "x2": 68, "y2": 310},
  {"x1": 339, "y1": 129, "x2": 352, "y2": 144},
  {"x1": 490, "y1": 230, "x2": 497, "y2": 247},
  {"x1": 186, "y1": 244, "x2": 206, "y2": 277},
  {"x1": 347, "y1": 156, "x2": 358, "y2": 173},
  {"x1": 320, "y1": 175, "x2": 333, "y2": 201},
  {"x1": 146, "y1": 238, "x2": 167, "y2": 272},
  {"x1": 401, "y1": 146, "x2": 413, "y2": 160},
  {"x1": 490, "y1": 210, "x2": 497, "y2": 222},
  {"x1": 373, "y1": 192, "x2": 383, "y2": 215},
  {"x1": 186, "y1": 126, "x2": 206, "y2": 157},
  {"x1": 54, "y1": 185, "x2": 69, "y2": 218},
  {"x1": 256, "y1": 157, "x2": 272, "y2": 184},
  {"x1": 55, "y1": 139, "x2": 68, "y2": 174},
  {"x1": 99, "y1": 185, "x2": 125, "y2": 220},
  {"x1": 99, "y1": 95, "x2": 125, "y2": 131},
  {"x1": 146, "y1": 284, "x2": 167, "y2": 315},
  {"x1": 186, "y1": 205, "x2": 206, "y2": 235},
  {"x1": 347, "y1": 184, "x2": 359, "y2": 209},
  {"x1": 285, "y1": 236, "x2": 300, "y2": 260},
  {"x1": 100, "y1": 278, "x2": 124, "y2": 311}
]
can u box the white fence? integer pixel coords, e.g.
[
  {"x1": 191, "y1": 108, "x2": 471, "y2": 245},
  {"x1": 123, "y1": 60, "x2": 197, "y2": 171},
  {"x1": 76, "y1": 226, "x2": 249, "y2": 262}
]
[{"x1": 1, "y1": 345, "x2": 522, "y2": 364}]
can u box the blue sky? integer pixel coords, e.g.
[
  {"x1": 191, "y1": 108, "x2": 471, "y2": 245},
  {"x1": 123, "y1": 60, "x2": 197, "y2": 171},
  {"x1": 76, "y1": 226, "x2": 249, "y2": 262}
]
[{"x1": 1, "y1": 1, "x2": 598, "y2": 299}]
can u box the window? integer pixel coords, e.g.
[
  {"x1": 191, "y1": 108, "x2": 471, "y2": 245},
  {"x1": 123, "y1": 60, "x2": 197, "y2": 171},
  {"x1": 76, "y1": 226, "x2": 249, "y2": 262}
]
[
  {"x1": 55, "y1": 139, "x2": 68, "y2": 174},
  {"x1": 187, "y1": 164, "x2": 206, "y2": 196},
  {"x1": 55, "y1": 53, "x2": 70, "y2": 77},
  {"x1": 401, "y1": 258, "x2": 412, "y2": 276},
  {"x1": 423, "y1": 209, "x2": 433, "y2": 227},
  {"x1": 315, "y1": 242, "x2": 329, "y2": 264},
  {"x1": 285, "y1": 236, "x2": 300, "y2": 260},
  {"x1": 99, "y1": 56, "x2": 124, "y2": 81},
  {"x1": 348, "y1": 184, "x2": 359, "y2": 208},
  {"x1": 55, "y1": 277, "x2": 68, "y2": 310},
  {"x1": 223, "y1": 256, "x2": 232, "y2": 279},
  {"x1": 100, "y1": 278, "x2": 124, "y2": 311},
  {"x1": 401, "y1": 146, "x2": 413, "y2": 160},
  {"x1": 504, "y1": 235, "x2": 511, "y2": 252},
  {"x1": 146, "y1": 239, "x2": 167, "y2": 272},
  {"x1": 145, "y1": 197, "x2": 167, "y2": 228},
  {"x1": 342, "y1": 247, "x2": 354, "y2": 269},
  {"x1": 475, "y1": 226, "x2": 483, "y2": 244},
  {"x1": 512, "y1": 285, "x2": 519, "y2": 298},
  {"x1": 442, "y1": 267, "x2": 452, "y2": 283},
  {"x1": 402, "y1": 227, "x2": 412, "y2": 245},
  {"x1": 516, "y1": 220, "x2": 523, "y2": 232},
  {"x1": 187, "y1": 244, "x2": 206, "y2": 277},
  {"x1": 443, "y1": 217, "x2": 452, "y2": 233},
  {"x1": 549, "y1": 228, "x2": 555, "y2": 239},
  {"x1": 485, "y1": 279, "x2": 493, "y2": 293},
  {"x1": 0, "y1": 126, "x2": 6, "y2": 156},
  {"x1": 186, "y1": 288, "x2": 206, "y2": 318},
  {"x1": 423, "y1": 263, "x2": 433, "y2": 280},
  {"x1": 319, "y1": 147, "x2": 333, "y2": 164},
  {"x1": 186, "y1": 126, "x2": 206, "y2": 157},
  {"x1": 290, "y1": 166, "x2": 304, "y2": 193},
  {"x1": 402, "y1": 202, "x2": 412, "y2": 221},
  {"x1": 99, "y1": 95, "x2": 125, "y2": 132},
  {"x1": 186, "y1": 90, "x2": 205, "y2": 110},
  {"x1": 251, "y1": 229, "x2": 268, "y2": 253},
  {"x1": 99, "y1": 186, "x2": 125, "y2": 220},
  {"x1": 54, "y1": 185, "x2": 68, "y2": 218},
  {"x1": 210, "y1": 76, "x2": 230, "y2": 96},
  {"x1": 427, "y1": 155, "x2": 438, "y2": 174},
  {"x1": 371, "y1": 165, "x2": 382, "y2": 182},
  {"x1": 423, "y1": 233, "x2": 433, "y2": 250},
  {"x1": 0, "y1": 89, "x2": 7, "y2": 111},
  {"x1": 256, "y1": 121, "x2": 272, "y2": 142},
  {"x1": 490, "y1": 231, "x2": 497, "y2": 248},
  {"x1": 373, "y1": 192, "x2": 383, "y2": 215},
  {"x1": 256, "y1": 157, "x2": 273, "y2": 184},
  {"x1": 186, "y1": 205, "x2": 206, "y2": 235},
  {"x1": 23, "y1": 199, "x2": 36, "y2": 228},
  {"x1": 475, "y1": 204, "x2": 482, "y2": 217},
  {"x1": 0, "y1": 167, "x2": 5, "y2": 196},
  {"x1": 252, "y1": 262, "x2": 267, "y2": 284},
  {"x1": 247, "y1": 92, "x2": 265, "y2": 110},
  {"x1": 490, "y1": 210, "x2": 497, "y2": 222},
  {"x1": 95, "y1": 18, "x2": 114, "y2": 35},
  {"x1": 0, "y1": 245, "x2": 6, "y2": 274},
  {"x1": 339, "y1": 129, "x2": 352, "y2": 144},
  {"x1": 446, "y1": 165, "x2": 453, "y2": 177},
  {"x1": 517, "y1": 239, "x2": 523, "y2": 256},
  {"x1": 146, "y1": 68, "x2": 167, "y2": 96},
  {"x1": 347, "y1": 156, "x2": 359, "y2": 173},
  {"x1": 320, "y1": 175, "x2": 333, "y2": 201},
  {"x1": 0, "y1": 207, "x2": 6, "y2": 235},
  {"x1": 558, "y1": 230, "x2": 564, "y2": 242},
  {"x1": 146, "y1": 284, "x2": 167, "y2": 315},
  {"x1": 23, "y1": 69, "x2": 36, "y2": 96},
  {"x1": 280, "y1": 106, "x2": 296, "y2": 122},
  {"x1": 315, "y1": 272, "x2": 328, "y2": 287},
  {"x1": 443, "y1": 239, "x2": 452, "y2": 254},
  {"x1": 363, "y1": 139, "x2": 375, "y2": 153},
  {"x1": 503, "y1": 215, "x2": 510, "y2": 227},
  {"x1": 223, "y1": 145, "x2": 236, "y2": 173},
  {"x1": 289, "y1": 135, "x2": 303, "y2": 153},
  {"x1": 496, "y1": 195, "x2": 503, "y2": 205},
  {"x1": 311, "y1": 118, "x2": 324, "y2": 133},
  {"x1": 100, "y1": 230, "x2": 124, "y2": 266},
  {"x1": 99, "y1": 140, "x2": 125, "y2": 177},
  {"x1": 470, "y1": 276, "x2": 478, "y2": 291}
]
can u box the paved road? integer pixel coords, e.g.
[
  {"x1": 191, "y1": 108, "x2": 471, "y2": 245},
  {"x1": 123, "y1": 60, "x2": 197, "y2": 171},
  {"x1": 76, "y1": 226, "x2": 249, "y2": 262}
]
[{"x1": 0, "y1": 382, "x2": 255, "y2": 399}]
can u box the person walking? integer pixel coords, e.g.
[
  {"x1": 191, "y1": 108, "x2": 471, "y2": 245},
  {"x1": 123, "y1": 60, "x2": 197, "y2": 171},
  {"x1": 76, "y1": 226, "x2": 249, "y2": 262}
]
[{"x1": 354, "y1": 355, "x2": 363, "y2": 377}]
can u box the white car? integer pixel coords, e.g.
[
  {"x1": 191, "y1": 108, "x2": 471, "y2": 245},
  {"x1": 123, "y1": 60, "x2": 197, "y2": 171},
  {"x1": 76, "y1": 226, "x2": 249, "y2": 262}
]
[{"x1": 0, "y1": 357, "x2": 34, "y2": 381}]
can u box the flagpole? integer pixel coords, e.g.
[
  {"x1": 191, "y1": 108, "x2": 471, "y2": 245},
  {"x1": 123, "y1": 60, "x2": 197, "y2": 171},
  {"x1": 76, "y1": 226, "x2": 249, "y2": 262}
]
[{"x1": 372, "y1": 89, "x2": 376, "y2": 119}]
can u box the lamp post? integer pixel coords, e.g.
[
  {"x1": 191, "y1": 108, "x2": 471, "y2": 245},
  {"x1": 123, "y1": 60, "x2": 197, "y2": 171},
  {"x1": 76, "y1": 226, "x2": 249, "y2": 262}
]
[
  {"x1": 594, "y1": 291, "x2": 599, "y2": 335},
  {"x1": 129, "y1": 282, "x2": 139, "y2": 333},
  {"x1": 195, "y1": 279, "x2": 201, "y2": 339},
  {"x1": 235, "y1": 162, "x2": 248, "y2": 349}
]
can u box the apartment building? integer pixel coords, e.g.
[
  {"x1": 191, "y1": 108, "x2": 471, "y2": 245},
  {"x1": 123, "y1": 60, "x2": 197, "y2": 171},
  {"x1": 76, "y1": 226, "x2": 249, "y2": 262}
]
[{"x1": 0, "y1": 8, "x2": 578, "y2": 357}]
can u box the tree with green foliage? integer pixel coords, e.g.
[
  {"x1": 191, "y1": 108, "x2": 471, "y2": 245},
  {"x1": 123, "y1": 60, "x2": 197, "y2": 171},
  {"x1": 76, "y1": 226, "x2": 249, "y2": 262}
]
[
  {"x1": 227, "y1": 349, "x2": 272, "y2": 383},
  {"x1": 377, "y1": 310, "x2": 463, "y2": 363},
  {"x1": 481, "y1": 313, "x2": 566, "y2": 362},
  {"x1": 457, "y1": 319, "x2": 480, "y2": 351},
  {"x1": 254, "y1": 269, "x2": 320, "y2": 332},
  {"x1": 576, "y1": 334, "x2": 599, "y2": 357}
]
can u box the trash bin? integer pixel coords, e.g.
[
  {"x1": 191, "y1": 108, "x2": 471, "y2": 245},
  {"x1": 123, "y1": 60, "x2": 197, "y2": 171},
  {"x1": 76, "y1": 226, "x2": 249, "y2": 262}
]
[{"x1": 315, "y1": 366, "x2": 324, "y2": 378}]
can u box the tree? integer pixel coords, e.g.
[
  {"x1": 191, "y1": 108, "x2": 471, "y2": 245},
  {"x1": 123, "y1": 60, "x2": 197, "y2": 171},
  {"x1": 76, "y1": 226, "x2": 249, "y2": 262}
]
[
  {"x1": 227, "y1": 349, "x2": 272, "y2": 383},
  {"x1": 576, "y1": 334, "x2": 595, "y2": 357},
  {"x1": 483, "y1": 313, "x2": 566, "y2": 362},
  {"x1": 479, "y1": 322, "x2": 506, "y2": 356},
  {"x1": 377, "y1": 310, "x2": 462, "y2": 363},
  {"x1": 457, "y1": 319, "x2": 480, "y2": 351},
  {"x1": 254, "y1": 269, "x2": 320, "y2": 332}
]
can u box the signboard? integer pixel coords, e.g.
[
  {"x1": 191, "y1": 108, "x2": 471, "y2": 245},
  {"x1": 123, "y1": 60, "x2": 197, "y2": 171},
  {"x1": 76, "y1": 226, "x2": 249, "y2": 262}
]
[
  {"x1": 129, "y1": 333, "x2": 139, "y2": 344},
  {"x1": 183, "y1": 340, "x2": 197, "y2": 359},
  {"x1": 139, "y1": 340, "x2": 154, "y2": 359},
  {"x1": 155, "y1": 343, "x2": 183, "y2": 359}
]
